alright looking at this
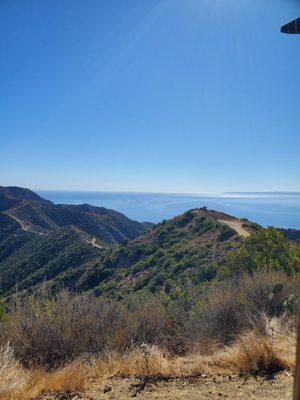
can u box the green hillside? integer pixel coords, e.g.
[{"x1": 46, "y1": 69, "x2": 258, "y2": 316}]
[
  {"x1": 0, "y1": 202, "x2": 257, "y2": 297},
  {"x1": 0, "y1": 187, "x2": 298, "y2": 299},
  {"x1": 0, "y1": 226, "x2": 104, "y2": 296},
  {"x1": 43, "y1": 209, "x2": 299, "y2": 298},
  {"x1": 16, "y1": 207, "x2": 261, "y2": 297},
  {"x1": 0, "y1": 186, "x2": 52, "y2": 211},
  {"x1": 0, "y1": 186, "x2": 146, "y2": 245},
  {"x1": 280, "y1": 228, "x2": 300, "y2": 243},
  {"x1": 69, "y1": 208, "x2": 258, "y2": 296},
  {"x1": 0, "y1": 186, "x2": 148, "y2": 296}
]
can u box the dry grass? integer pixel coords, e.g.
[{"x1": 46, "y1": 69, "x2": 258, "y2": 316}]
[
  {"x1": 217, "y1": 333, "x2": 291, "y2": 377},
  {"x1": 0, "y1": 347, "x2": 87, "y2": 400},
  {"x1": 1, "y1": 270, "x2": 297, "y2": 400},
  {"x1": 0, "y1": 316, "x2": 295, "y2": 400},
  {"x1": 89, "y1": 346, "x2": 204, "y2": 380},
  {"x1": 214, "y1": 315, "x2": 295, "y2": 377},
  {"x1": 0, "y1": 346, "x2": 29, "y2": 398}
]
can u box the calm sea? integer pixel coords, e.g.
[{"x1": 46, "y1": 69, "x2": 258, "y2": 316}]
[{"x1": 37, "y1": 191, "x2": 300, "y2": 229}]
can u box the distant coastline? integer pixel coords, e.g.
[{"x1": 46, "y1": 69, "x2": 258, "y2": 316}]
[{"x1": 37, "y1": 190, "x2": 300, "y2": 229}]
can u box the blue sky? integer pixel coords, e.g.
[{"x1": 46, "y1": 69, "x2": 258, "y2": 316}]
[{"x1": 1, "y1": 0, "x2": 300, "y2": 193}]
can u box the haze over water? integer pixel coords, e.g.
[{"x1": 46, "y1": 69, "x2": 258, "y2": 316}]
[{"x1": 37, "y1": 191, "x2": 300, "y2": 229}]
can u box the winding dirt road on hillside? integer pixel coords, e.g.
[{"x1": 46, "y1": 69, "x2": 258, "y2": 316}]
[{"x1": 4, "y1": 210, "x2": 31, "y2": 232}]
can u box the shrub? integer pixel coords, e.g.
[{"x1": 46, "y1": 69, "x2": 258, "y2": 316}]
[
  {"x1": 237, "y1": 271, "x2": 298, "y2": 317},
  {"x1": 6, "y1": 292, "x2": 129, "y2": 368},
  {"x1": 218, "y1": 226, "x2": 236, "y2": 242},
  {"x1": 4, "y1": 291, "x2": 171, "y2": 368},
  {"x1": 176, "y1": 211, "x2": 195, "y2": 227},
  {"x1": 184, "y1": 282, "x2": 248, "y2": 347},
  {"x1": 1, "y1": 271, "x2": 298, "y2": 368},
  {"x1": 124, "y1": 296, "x2": 170, "y2": 346},
  {"x1": 226, "y1": 227, "x2": 298, "y2": 275},
  {"x1": 182, "y1": 271, "x2": 298, "y2": 348}
]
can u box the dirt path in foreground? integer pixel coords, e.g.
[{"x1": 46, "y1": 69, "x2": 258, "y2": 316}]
[
  {"x1": 218, "y1": 219, "x2": 250, "y2": 238},
  {"x1": 88, "y1": 373, "x2": 292, "y2": 400}
]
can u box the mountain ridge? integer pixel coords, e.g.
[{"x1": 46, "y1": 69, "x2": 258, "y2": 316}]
[
  {"x1": 0, "y1": 186, "x2": 146, "y2": 245},
  {"x1": 0, "y1": 186, "x2": 298, "y2": 298}
]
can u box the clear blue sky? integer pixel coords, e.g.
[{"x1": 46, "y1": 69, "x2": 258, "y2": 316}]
[{"x1": 1, "y1": 0, "x2": 300, "y2": 193}]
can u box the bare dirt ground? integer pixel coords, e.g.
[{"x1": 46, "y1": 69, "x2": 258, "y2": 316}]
[
  {"x1": 90, "y1": 237, "x2": 103, "y2": 249},
  {"x1": 4, "y1": 210, "x2": 31, "y2": 232},
  {"x1": 25, "y1": 374, "x2": 294, "y2": 400},
  {"x1": 87, "y1": 373, "x2": 293, "y2": 400},
  {"x1": 218, "y1": 219, "x2": 250, "y2": 238}
]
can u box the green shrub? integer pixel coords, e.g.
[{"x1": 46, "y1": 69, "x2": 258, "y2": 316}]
[{"x1": 226, "y1": 228, "x2": 298, "y2": 275}]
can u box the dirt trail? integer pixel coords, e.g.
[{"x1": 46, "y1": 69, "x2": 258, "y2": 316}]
[
  {"x1": 4, "y1": 210, "x2": 46, "y2": 235},
  {"x1": 87, "y1": 373, "x2": 292, "y2": 400},
  {"x1": 218, "y1": 219, "x2": 250, "y2": 238},
  {"x1": 90, "y1": 237, "x2": 103, "y2": 249},
  {"x1": 4, "y1": 210, "x2": 31, "y2": 232}
]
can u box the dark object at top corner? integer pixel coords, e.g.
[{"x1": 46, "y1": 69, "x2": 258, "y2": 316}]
[{"x1": 281, "y1": 17, "x2": 300, "y2": 34}]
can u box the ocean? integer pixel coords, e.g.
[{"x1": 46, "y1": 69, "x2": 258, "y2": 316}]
[{"x1": 37, "y1": 191, "x2": 300, "y2": 229}]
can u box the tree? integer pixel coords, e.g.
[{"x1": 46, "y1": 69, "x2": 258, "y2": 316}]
[{"x1": 226, "y1": 227, "x2": 298, "y2": 276}]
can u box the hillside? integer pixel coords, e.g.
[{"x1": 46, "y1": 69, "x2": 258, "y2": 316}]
[
  {"x1": 0, "y1": 190, "x2": 298, "y2": 400},
  {"x1": 3, "y1": 186, "x2": 297, "y2": 299},
  {"x1": 11, "y1": 207, "x2": 258, "y2": 297},
  {"x1": 4, "y1": 201, "x2": 145, "y2": 243},
  {"x1": 0, "y1": 186, "x2": 52, "y2": 211},
  {"x1": 71, "y1": 208, "x2": 259, "y2": 295},
  {"x1": 0, "y1": 186, "x2": 149, "y2": 296},
  {"x1": 0, "y1": 188, "x2": 261, "y2": 297},
  {"x1": 0, "y1": 226, "x2": 104, "y2": 296},
  {"x1": 280, "y1": 228, "x2": 300, "y2": 243},
  {"x1": 0, "y1": 186, "x2": 146, "y2": 245}
]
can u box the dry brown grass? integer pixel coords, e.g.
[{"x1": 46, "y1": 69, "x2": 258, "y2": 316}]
[
  {"x1": 89, "y1": 346, "x2": 205, "y2": 380},
  {"x1": 216, "y1": 333, "x2": 291, "y2": 377},
  {"x1": 0, "y1": 347, "x2": 87, "y2": 400},
  {"x1": 0, "y1": 346, "x2": 29, "y2": 398},
  {"x1": 213, "y1": 315, "x2": 295, "y2": 378},
  {"x1": 0, "y1": 315, "x2": 295, "y2": 400}
]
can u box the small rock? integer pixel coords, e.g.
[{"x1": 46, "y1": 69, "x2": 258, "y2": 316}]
[{"x1": 103, "y1": 386, "x2": 112, "y2": 394}]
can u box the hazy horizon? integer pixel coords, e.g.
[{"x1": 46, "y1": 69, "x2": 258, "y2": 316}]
[
  {"x1": 37, "y1": 189, "x2": 300, "y2": 228},
  {"x1": 34, "y1": 188, "x2": 300, "y2": 196}
]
